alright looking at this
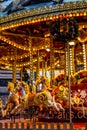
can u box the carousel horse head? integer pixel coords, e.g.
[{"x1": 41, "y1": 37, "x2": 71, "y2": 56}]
[
  {"x1": 22, "y1": 81, "x2": 30, "y2": 95},
  {"x1": 15, "y1": 80, "x2": 31, "y2": 98},
  {"x1": 6, "y1": 82, "x2": 15, "y2": 93},
  {"x1": 35, "y1": 76, "x2": 50, "y2": 91}
]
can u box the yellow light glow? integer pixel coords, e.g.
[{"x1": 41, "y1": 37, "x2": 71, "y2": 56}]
[{"x1": 69, "y1": 41, "x2": 75, "y2": 46}]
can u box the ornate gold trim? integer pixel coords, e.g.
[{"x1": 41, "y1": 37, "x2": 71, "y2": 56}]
[{"x1": 0, "y1": 1, "x2": 87, "y2": 28}]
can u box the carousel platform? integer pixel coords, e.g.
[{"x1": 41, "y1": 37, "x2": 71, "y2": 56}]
[{"x1": 0, "y1": 117, "x2": 86, "y2": 130}]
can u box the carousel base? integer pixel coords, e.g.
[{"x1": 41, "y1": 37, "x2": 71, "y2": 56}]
[{"x1": 0, "y1": 118, "x2": 85, "y2": 130}]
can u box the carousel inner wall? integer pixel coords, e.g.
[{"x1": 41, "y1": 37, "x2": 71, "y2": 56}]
[{"x1": 0, "y1": 0, "x2": 87, "y2": 122}]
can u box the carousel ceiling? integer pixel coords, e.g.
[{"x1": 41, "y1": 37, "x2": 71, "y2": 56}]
[
  {"x1": 0, "y1": 20, "x2": 65, "y2": 70},
  {"x1": 0, "y1": 0, "x2": 87, "y2": 71},
  {"x1": 0, "y1": 16, "x2": 87, "y2": 70}
]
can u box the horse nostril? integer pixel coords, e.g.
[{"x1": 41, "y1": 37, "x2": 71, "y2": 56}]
[
  {"x1": 74, "y1": 104, "x2": 77, "y2": 107},
  {"x1": 79, "y1": 104, "x2": 82, "y2": 107}
]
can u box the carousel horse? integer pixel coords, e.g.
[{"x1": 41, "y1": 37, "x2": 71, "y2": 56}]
[
  {"x1": 11, "y1": 88, "x2": 64, "y2": 116},
  {"x1": 10, "y1": 81, "x2": 31, "y2": 114},
  {"x1": 34, "y1": 76, "x2": 64, "y2": 111},
  {"x1": 2, "y1": 81, "x2": 24, "y2": 117},
  {"x1": 11, "y1": 77, "x2": 64, "y2": 115}
]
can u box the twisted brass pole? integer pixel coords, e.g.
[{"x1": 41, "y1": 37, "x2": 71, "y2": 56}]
[
  {"x1": 42, "y1": 60, "x2": 44, "y2": 76},
  {"x1": 82, "y1": 43, "x2": 87, "y2": 70},
  {"x1": 12, "y1": 47, "x2": 17, "y2": 84},
  {"x1": 36, "y1": 50, "x2": 40, "y2": 80},
  {"x1": 50, "y1": 35, "x2": 54, "y2": 86},
  {"x1": 29, "y1": 37, "x2": 33, "y2": 88}
]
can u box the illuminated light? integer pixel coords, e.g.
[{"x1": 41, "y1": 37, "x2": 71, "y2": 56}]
[
  {"x1": 35, "y1": 19, "x2": 38, "y2": 22},
  {"x1": 79, "y1": 12, "x2": 83, "y2": 16},
  {"x1": 33, "y1": 48, "x2": 35, "y2": 51},
  {"x1": 69, "y1": 14, "x2": 72, "y2": 17},
  {"x1": 2, "y1": 27, "x2": 5, "y2": 30},
  {"x1": 72, "y1": 13, "x2": 76, "y2": 17},
  {"x1": 83, "y1": 25, "x2": 85, "y2": 29},
  {"x1": 65, "y1": 14, "x2": 69, "y2": 18},
  {"x1": 57, "y1": 64, "x2": 60, "y2": 67},
  {"x1": 12, "y1": 24, "x2": 14, "y2": 27},
  {"x1": 46, "y1": 17, "x2": 50, "y2": 21},
  {"x1": 40, "y1": 18, "x2": 44, "y2": 21},
  {"x1": 52, "y1": 16, "x2": 56, "y2": 20},
  {"x1": 32, "y1": 20, "x2": 35, "y2": 23},
  {"x1": 9, "y1": 41, "x2": 11, "y2": 44},
  {"x1": 50, "y1": 16, "x2": 53, "y2": 20},
  {"x1": 46, "y1": 48, "x2": 50, "y2": 52},
  {"x1": 56, "y1": 15, "x2": 59, "y2": 19},
  {"x1": 24, "y1": 21, "x2": 26, "y2": 25},
  {"x1": 26, "y1": 21, "x2": 30, "y2": 24},
  {"x1": 6, "y1": 66, "x2": 9, "y2": 69},
  {"x1": 59, "y1": 14, "x2": 63, "y2": 19},
  {"x1": 38, "y1": 19, "x2": 40, "y2": 22},
  {"x1": 14, "y1": 44, "x2": 16, "y2": 47},
  {"x1": 44, "y1": 17, "x2": 47, "y2": 21},
  {"x1": 83, "y1": 12, "x2": 87, "y2": 16},
  {"x1": 69, "y1": 41, "x2": 75, "y2": 46},
  {"x1": 21, "y1": 22, "x2": 24, "y2": 25},
  {"x1": 76, "y1": 13, "x2": 79, "y2": 17}
]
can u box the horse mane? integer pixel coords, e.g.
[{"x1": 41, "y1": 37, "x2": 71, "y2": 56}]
[{"x1": 7, "y1": 82, "x2": 15, "y2": 92}]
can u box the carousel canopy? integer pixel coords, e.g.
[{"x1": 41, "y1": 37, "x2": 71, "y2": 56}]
[
  {"x1": 0, "y1": 0, "x2": 87, "y2": 71},
  {"x1": 0, "y1": 0, "x2": 86, "y2": 16}
]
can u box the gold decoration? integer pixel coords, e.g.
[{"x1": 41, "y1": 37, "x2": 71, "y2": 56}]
[
  {"x1": 50, "y1": 34, "x2": 54, "y2": 86},
  {"x1": 35, "y1": 76, "x2": 50, "y2": 89}
]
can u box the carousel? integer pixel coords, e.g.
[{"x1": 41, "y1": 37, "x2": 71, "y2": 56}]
[{"x1": 0, "y1": 0, "x2": 87, "y2": 123}]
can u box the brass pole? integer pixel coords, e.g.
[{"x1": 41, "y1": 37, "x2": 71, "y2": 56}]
[
  {"x1": 36, "y1": 50, "x2": 40, "y2": 80},
  {"x1": 42, "y1": 60, "x2": 44, "y2": 76},
  {"x1": 65, "y1": 48, "x2": 68, "y2": 76},
  {"x1": 45, "y1": 61, "x2": 47, "y2": 77},
  {"x1": 67, "y1": 44, "x2": 72, "y2": 123},
  {"x1": 50, "y1": 35, "x2": 54, "y2": 86},
  {"x1": 12, "y1": 47, "x2": 17, "y2": 84},
  {"x1": 69, "y1": 47, "x2": 75, "y2": 75},
  {"x1": 29, "y1": 37, "x2": 33, "y2": 88},
  {"x1": 82, "y1": 43, "x2": 87, "y2": 70}
]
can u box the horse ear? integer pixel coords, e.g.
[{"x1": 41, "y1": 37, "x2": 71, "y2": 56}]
[
  {"x1": 8, "y1": 82, "x2": 11, "y2": 87},
  {"x1": 8, "y1": 82, "x2": 10, "y2": 84}
]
